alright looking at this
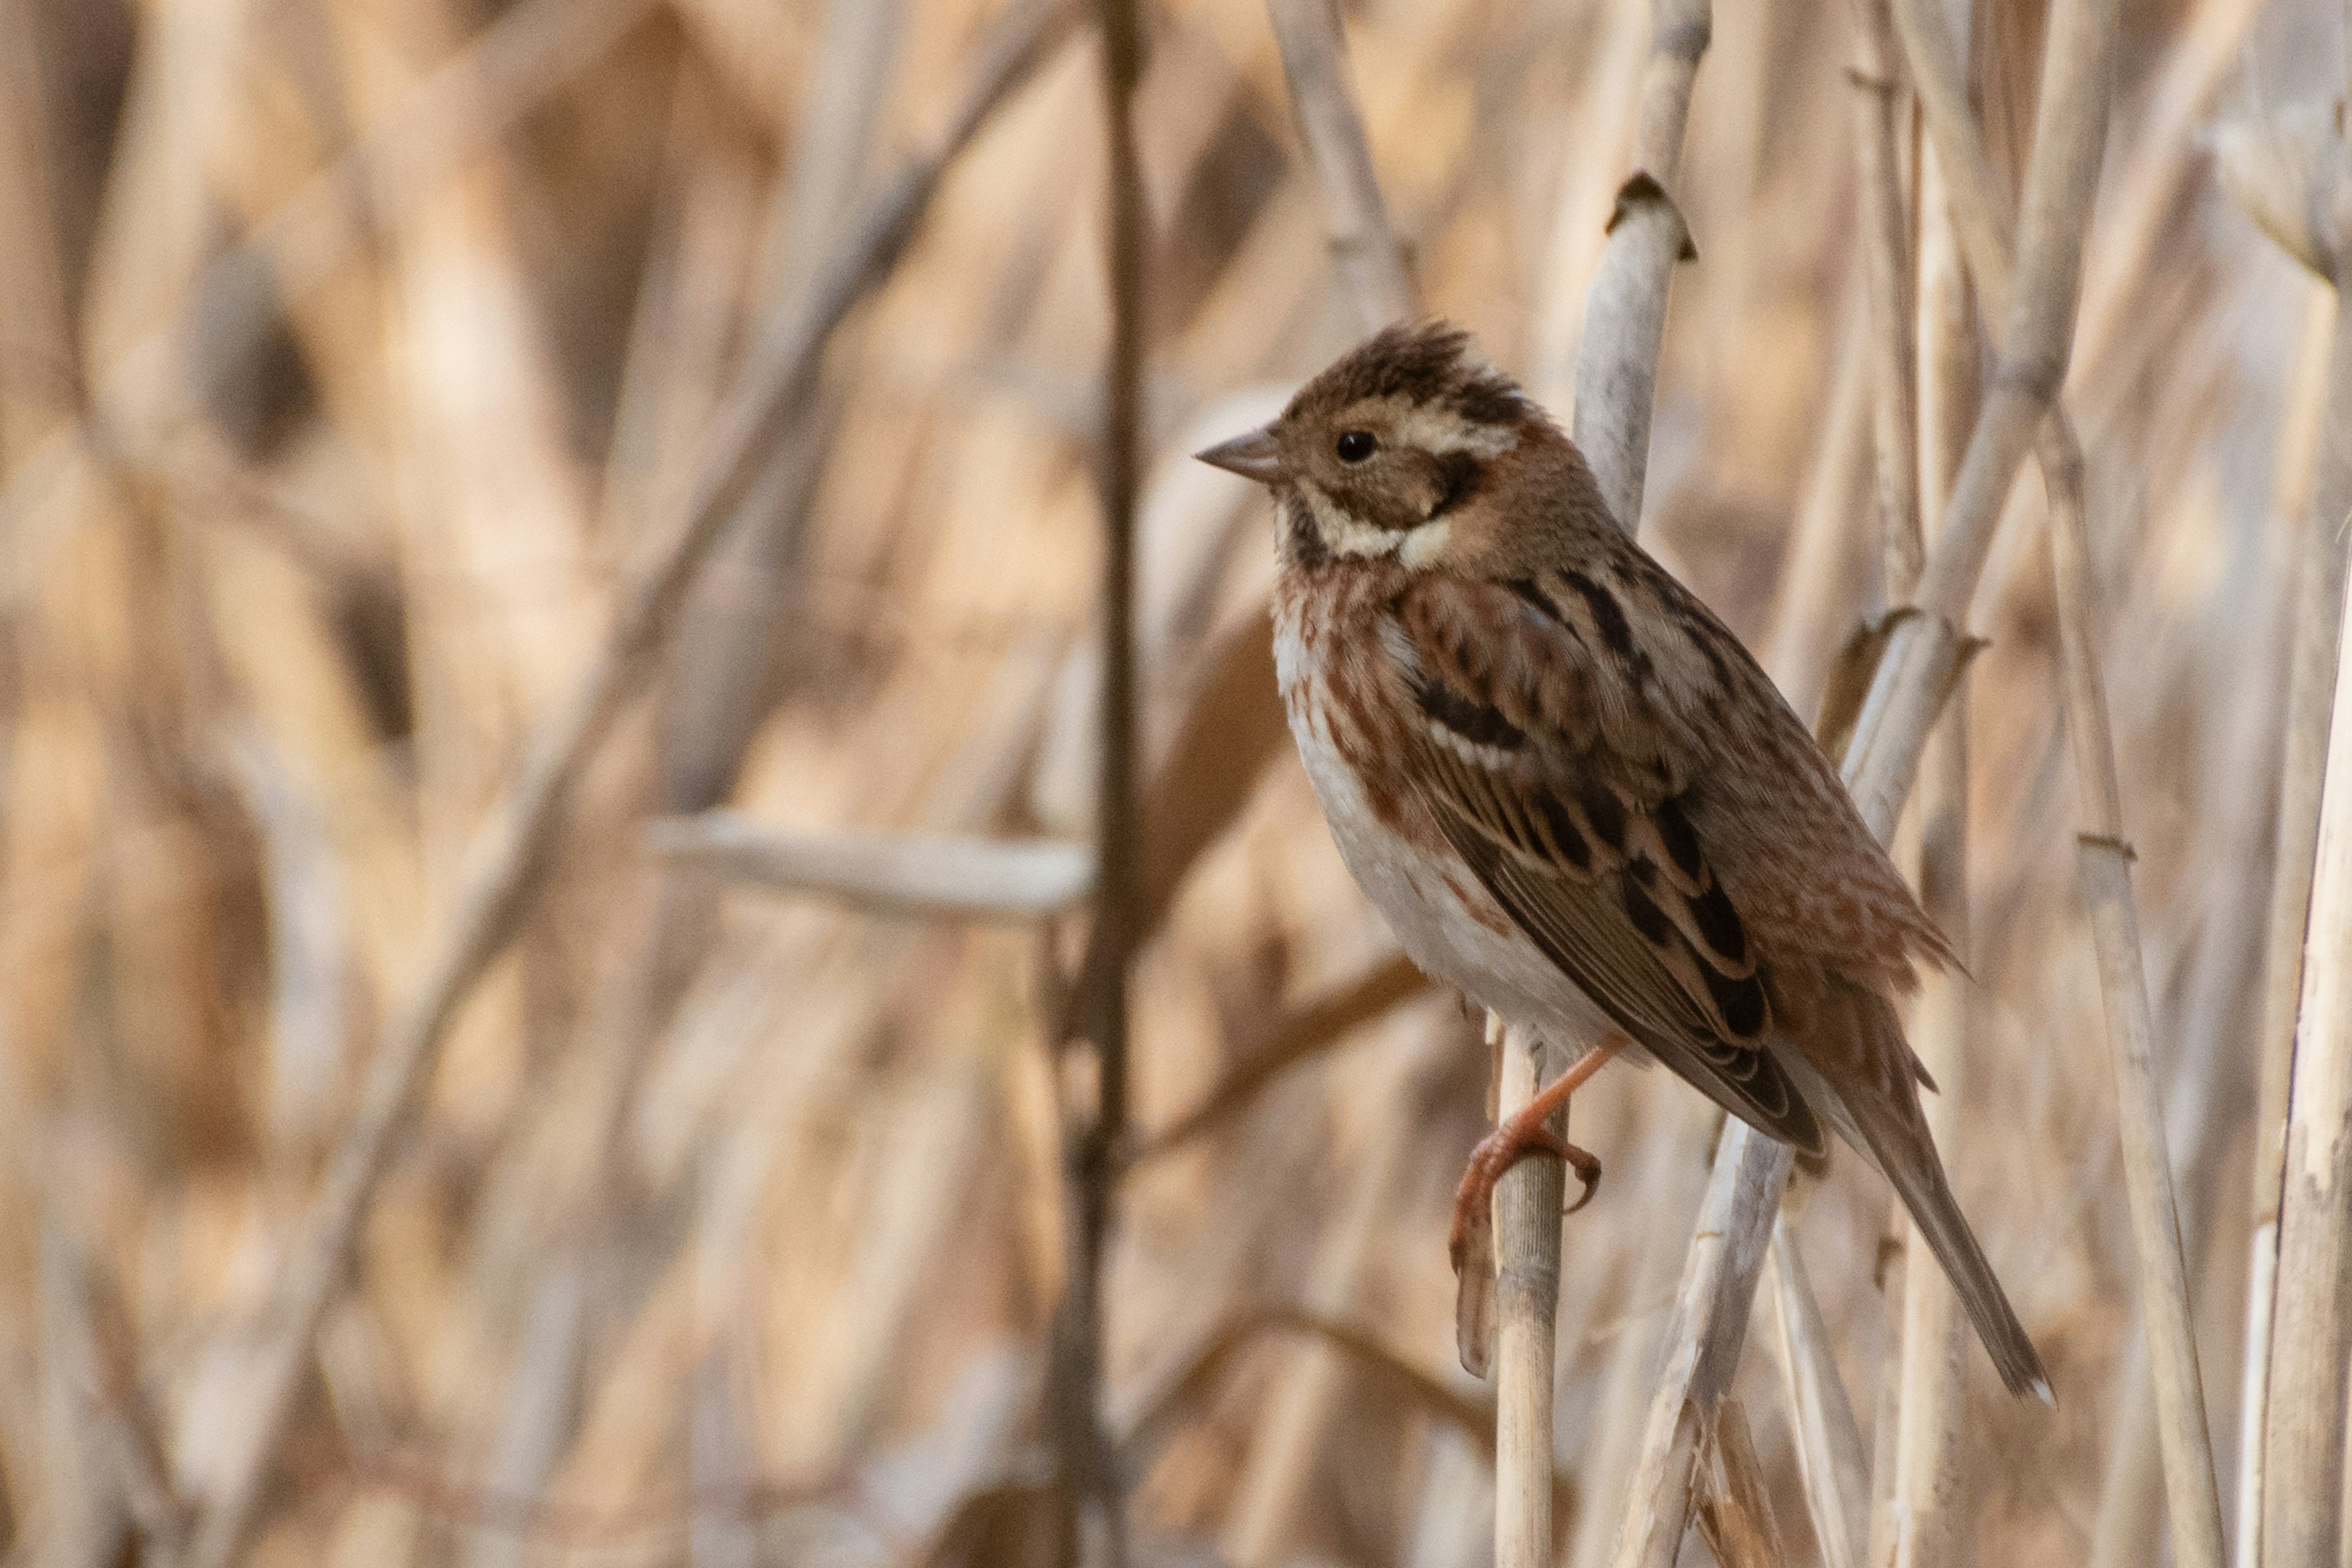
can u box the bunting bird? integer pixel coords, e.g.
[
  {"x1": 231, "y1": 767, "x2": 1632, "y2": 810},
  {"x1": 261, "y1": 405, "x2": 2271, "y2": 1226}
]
[{"x1": 1196, "y1": 321, "x2": 2048, "y2": 1399}]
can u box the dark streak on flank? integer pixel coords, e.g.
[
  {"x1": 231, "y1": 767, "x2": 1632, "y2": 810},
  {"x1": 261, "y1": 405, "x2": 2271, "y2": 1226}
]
[
  {"x1": 1689, "y1": 620, "x2": 1735, "y2": 693},
  {"x1": 1561, "y1": 570, "x2": 1635, "y2": 655},
  {"x1": 1415, "y1": 676, "x2": 1526, "y2": 750},
  {"x1": 1506, "y1": 578, "x2": 1560, "y2": 623}
]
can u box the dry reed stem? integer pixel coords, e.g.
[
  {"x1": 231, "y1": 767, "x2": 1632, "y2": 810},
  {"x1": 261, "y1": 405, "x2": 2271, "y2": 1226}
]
[
  {"x1": 1846, "y1": 0, "x2": 1920, "y2": 594},
  {"x1": 1884, "y1": 133, "x2": 1977, "y2": 1568},
  {"x1": 1752, "y1": 17, "x2": 1918, "y2": 1562},
  {"x1": 1757, "y1": 290, "x2": 1874, "y2": 713},
  {"x1": 1262, "y1": 0, "x2": 1417, "y2": 331},
  {"x1": 1488, "y1": 1019, "x2": 1562, "y2": 1568},
  {"x1": 178, "y1": 8, "x2": 1077, "y2": 1561},
  {"x1": 2223, "y1": 94, "x2": 2352, "y2": 1568},
  {"x1": 1840, "y1": 0, "x2": 2111, "y2": 843},
  {"x1": 644, "y1": 817, "x2": 1096, "y2": 920},
  {"x1": 1607, "y1": 1120, "x2": 1789, "y2": 1568},
  {"x1": 1863, "y1": 1219, "x2": 1908, "y2": 1568},
  {"x1": 40, "y1": 1225, "x2": 185, "y2": 1568},
  {"x1": 2043, "y1": 419, "x2": 2227, "y2": 1567},
  {"x1": 1049, "y1": 0, "x2": 1423, "y2": 1050},
  {"x1": 460, "y1": 12, "x2": 903, "y2": 1524},
  {"x1": 2262, "y1": 505, "x2": 2352, "y2": 1568},
  {"x1": 1692, "y1": 1397, "x2": 1790, "y2": 1568},
  {"x1": 652, "y1": 0, "x2": 907, "y2": 829},
  {"x1": 2067, "y1": 0, "x2": 2266, "y2": 396},
  {"x1": 1610, "y1": 606, "x2": 1891, "y2": 1566},
  {"x1": 1763, "y1": 1219, "x2": 1868, "y2": 1568}
]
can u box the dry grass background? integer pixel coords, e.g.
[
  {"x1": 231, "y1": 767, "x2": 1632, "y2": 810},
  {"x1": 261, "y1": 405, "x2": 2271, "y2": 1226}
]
[{"x1": 0, "y1": 0, "x2": 2345, "y2": 1563}]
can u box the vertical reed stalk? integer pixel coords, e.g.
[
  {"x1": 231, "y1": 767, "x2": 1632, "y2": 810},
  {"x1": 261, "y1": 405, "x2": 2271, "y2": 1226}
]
[
  {"x1": 2043, "y1": 421, "x2": 2228, "y2": 1568},
  {"x1": 1888, "y1": 131, "x2": 1978, "y2": 1568},
  {"x1": 1047, "y1": 3, "x2": 1145, "y2": 1561},
  {"x1": 2262, "y1": 506, "x2": 2352, "y2": 1568},
  {"x1": 1492, "y1": 1019, "x2": 1564, "y2": 1568},
  {"x1": 2226, "y1": 83, "x2": 2352, "y2": 1564}
]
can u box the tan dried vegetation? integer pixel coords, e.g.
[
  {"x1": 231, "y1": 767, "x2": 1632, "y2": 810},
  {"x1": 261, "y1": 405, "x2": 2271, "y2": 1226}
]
[{"x1": 0, "y1": 0, "x2": 2345, "y2": 1564}]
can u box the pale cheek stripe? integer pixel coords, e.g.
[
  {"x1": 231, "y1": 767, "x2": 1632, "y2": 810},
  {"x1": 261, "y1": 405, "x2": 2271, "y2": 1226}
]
[{"x1": 1302, "y1": 484, "x2": 1456, "y2": 565}]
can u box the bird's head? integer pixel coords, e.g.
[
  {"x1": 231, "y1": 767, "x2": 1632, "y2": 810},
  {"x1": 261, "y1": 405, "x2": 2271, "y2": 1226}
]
[{"x1": 1194, "y1": 321, "x2": 1587, "y2": 573}]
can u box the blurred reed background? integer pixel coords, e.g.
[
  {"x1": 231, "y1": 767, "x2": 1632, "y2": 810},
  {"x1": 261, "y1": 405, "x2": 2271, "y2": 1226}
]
[{"x1": 0, "y1": 0, "x2": 2345, "y2": 1563}]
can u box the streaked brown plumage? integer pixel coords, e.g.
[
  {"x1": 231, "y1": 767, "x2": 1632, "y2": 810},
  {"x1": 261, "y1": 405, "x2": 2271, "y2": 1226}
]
[{"x1": 1196, "y1": 320, "x2": 2049, "y2": 1400}]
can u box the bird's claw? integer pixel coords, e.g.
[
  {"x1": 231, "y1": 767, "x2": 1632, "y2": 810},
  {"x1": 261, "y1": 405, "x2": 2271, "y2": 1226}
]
[{"x1": 1448, "y1": 1117, "x2": 1604, "y2": 1266}]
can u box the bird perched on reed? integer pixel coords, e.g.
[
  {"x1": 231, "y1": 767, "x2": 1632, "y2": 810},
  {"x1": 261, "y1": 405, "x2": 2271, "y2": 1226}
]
[{"x1": 1196, "y1": 320, "x2": 2048, "y2": 1400}]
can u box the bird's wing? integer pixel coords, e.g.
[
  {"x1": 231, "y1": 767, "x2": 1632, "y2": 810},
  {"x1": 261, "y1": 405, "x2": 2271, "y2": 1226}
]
[{"x1": 1385, "y1": 574, "x2": 1825, "y2": 1155}]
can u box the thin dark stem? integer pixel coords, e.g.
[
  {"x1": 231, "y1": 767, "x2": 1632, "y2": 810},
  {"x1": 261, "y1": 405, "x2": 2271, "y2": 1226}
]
[{"x1": 1049, "y1": 3, "x2": 1145, "y2": 1564}]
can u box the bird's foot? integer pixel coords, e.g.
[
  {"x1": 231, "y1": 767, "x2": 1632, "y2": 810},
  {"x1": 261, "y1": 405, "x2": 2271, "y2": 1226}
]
[{"x1": 1446, "y1": 1114, "x2": 1603, "y2": 1276}]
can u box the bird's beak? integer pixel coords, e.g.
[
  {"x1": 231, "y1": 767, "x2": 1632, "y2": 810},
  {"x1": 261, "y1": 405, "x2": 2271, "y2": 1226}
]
[{"x1": 1194, "y1": 424, "x2": 1287, "y2": 484}]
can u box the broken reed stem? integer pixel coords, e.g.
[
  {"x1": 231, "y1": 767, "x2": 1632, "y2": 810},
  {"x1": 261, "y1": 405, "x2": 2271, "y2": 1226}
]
[
  {"x1": 1264, "y1": 0, "x2": 1416, "y2": 332},
  {"x1": 1692, "y1": 1398, "x2": 1791, "y2": 1568},
  {"x1": 643, "y1": 817, "x2": 1097, "y2": 921},
  {"x1": 1607, "y1": 1123, "x2": 1791, "y2": 1568},
  {"x1": 2263, "y1": 506, "x2": 2352, "y2": 1568},
  {"x1": 1569, "y1": 0, "x2": 1708, "y2": 530},
  {"x1": 2230, "y1": 108, "x2": 2352, "y2": 1568},
  {"x1": 1047, "y1": 1, "x2": 1146, "y2": 1560},
  {"x1": 178, "y1": 9, "x2": 1077, "y2": 1563}
]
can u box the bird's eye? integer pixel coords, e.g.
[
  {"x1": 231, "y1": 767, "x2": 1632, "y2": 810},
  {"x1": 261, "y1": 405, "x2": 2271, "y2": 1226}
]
[{"x1": 1335, "y1": 430, "x2": 1378, "y2": 463}]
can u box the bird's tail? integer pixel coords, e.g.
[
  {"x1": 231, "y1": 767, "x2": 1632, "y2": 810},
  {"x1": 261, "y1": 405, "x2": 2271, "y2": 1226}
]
[{"x1": 1806, "y1": 985, "x2": 2052, "y2": 1403}]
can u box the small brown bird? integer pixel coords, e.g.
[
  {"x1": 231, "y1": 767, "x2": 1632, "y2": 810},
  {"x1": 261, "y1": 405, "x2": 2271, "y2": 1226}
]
[{"x1": 1196, "y1": 321, "x2": 2048, "y2": 1400}]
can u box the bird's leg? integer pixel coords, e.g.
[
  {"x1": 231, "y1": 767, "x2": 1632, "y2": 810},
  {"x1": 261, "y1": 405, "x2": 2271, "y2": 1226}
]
[{"x1": 1447, "y1": 1033, "x2": 1626, "y2": 1274}]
